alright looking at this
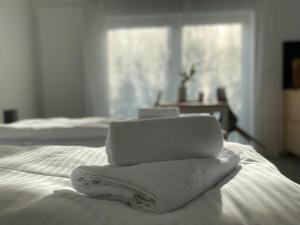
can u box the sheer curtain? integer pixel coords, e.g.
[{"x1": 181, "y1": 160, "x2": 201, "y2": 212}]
[
  {"x1": 104, "y1": 12, "x2": 254, "y2": 130},
  {"x1": 84, "y1": 0, "x2": 284, "y2": 155},
  {"x1": 84, "y1": 1, "x2": 255, "y2": 123},
  {"x1": 182, "y1": 24, "x2": 242, "y2": 117},
  {"x1": 107, "y1": 27, "x2": 170, "y2": 117}
]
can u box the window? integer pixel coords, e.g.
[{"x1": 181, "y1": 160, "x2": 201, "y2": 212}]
[
  {"x1": 107, "y1": 12, "x2": 254, "y2": 130},
  {"x1": 108, "y1": 27, "x2": 170, "y2": 117},
  {"x1": 182, "y1": 24, "x2": 242, "y2": 116}
]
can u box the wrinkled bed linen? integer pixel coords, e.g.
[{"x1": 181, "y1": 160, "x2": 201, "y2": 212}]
[{"x1": 0, "y1": 143, "x2": 299, "y2": 225}]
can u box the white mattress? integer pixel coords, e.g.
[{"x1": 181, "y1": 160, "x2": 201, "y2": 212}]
[
  {"x1": 0, "y1": 142, "x2": 299, "y2": 225},
  {"x1": 0, "y1": 117, "x2": 118, "y2": 147}
]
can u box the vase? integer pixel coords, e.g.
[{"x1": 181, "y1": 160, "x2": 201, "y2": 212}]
[
  {"x1": 178, "y1": 85, "x2": 187, "y2": 102},
  {"x1": 198, "y1": 91, "x2": 204, "y2": 102}
]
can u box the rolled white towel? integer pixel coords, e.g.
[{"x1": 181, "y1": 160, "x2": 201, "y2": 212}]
[
  {"x1": 71, "y1": 149, "x2": 239, "y2": 214},
  {"x1": 106, "y1": 116, "x2": 223, "y2": 166},
  {"x1": 138, "y1": 107, "x2": 180, "y2": 119}
]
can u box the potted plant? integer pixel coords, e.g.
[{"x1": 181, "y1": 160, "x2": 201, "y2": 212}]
[{"x1": 178, "y1": 63, "x2": 199, "y2": 102}]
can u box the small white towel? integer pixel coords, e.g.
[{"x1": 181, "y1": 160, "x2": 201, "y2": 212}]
[
  {"x1": 106, "y1": 116, "x2": 223, "y2": 166},
  {"x1": 71, "y1": 149, "x2": 239, "y2": 214},
  {"x1": 138, "y1": 107, "x2": 180, "y2": 119}
]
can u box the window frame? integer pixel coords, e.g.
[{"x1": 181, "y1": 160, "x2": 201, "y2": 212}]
[{"x1": 105, "y1": 10, "x2": 255, "y2": 131}]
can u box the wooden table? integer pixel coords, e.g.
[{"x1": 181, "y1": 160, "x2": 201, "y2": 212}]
[{"x1": 158, "y1": 101, "x2": 229, "y2": 131}]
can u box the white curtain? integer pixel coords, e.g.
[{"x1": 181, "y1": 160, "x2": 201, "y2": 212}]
[
  {"x1": 106, "y1": 20, "x2": 250, "y2": 121},
  {"x1": 83, "y1": 0, "x2": 284, "y2": 155},
  {"x1": 253, "y1": 0, "x2": 283, "y2": 155},
  {"x1": 107, "y1": 27, "x2": 171, "y2": 117},
  {"x1": 83, "y1": 0, "x2": 109, "y2": 116}
]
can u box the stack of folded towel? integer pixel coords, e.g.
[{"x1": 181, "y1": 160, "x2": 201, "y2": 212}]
[{"x1": 71, "y1": 116, "x2": 240, "y2": 214}]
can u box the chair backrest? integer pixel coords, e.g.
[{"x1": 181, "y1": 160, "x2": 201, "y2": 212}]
[
  {"x1": 216, "y1": 87, "x2": 238, "y2": 131},
  {"x1": 154, "y1": 90, "x2": 162, "y2": 107},
  {"x1": 216, "y1": 87, "x2": 227, "y2": 102}
]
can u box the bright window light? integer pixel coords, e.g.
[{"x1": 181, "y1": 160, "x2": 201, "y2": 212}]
[{"x1": 108, "y1": 27, "x2": 170, "y2": 117}]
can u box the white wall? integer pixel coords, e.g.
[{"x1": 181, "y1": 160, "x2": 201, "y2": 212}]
[
  {"x1": 37, "y1": 5, "x2": 86, "y2": 117},
  {"x1": 251, "y1": 0, "x2": 300, "y2": 155},
  {"x1": 0, "y1": 0, "x2": 37, "y2": 122},
  {"x1": 273, "y1": 0, "x2": 300, "y2": 154}
]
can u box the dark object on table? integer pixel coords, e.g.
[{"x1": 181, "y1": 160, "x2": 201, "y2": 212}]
[
  {"x1": 216, "y1": 87, "x2": 265, "y2": 149},
  {"x1": 198, "y1": 92, "x2": 204, "y2": 102},
  {"x1": 178, "y1": 85, "x2": 187, "y2": 102},
  {"x1": 3, "y1": 109, "x2": 18, "y2": 124}
]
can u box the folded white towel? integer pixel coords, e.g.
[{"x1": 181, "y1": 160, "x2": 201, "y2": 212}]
[
  {"x1": 138, "y1": 107, "x2": 180, "y2": 119},
  {"x1": 71, "y1": 149, "x2": 239, "y2": 214},
  {"x1": 106, "y1": 116, "x2": 223, "y2": 166}
]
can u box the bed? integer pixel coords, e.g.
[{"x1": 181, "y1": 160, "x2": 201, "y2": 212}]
[
  {"x1": 0, "y1": 117, "x2": 121, "y2": 147},
  {"x1": 0, "y1": 142, "x2": 299, "y2": 225}
]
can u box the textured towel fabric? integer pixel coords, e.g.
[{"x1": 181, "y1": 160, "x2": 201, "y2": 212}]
[
  {"x1": 1, "y1": 143, "x2": 300, "y2": 225},
  {"x1": 71, "y1": 149, "x2": 239, "y2": 214},
  {"x1": 138, "y1": 107, "x2": 180, "y2": 119},
  {"x1": 106, "y1": 116, "x2": 223, "y2": 166}
]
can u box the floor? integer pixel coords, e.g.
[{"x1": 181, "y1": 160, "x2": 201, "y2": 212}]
[{"x1": 266, "y1": 153, "x2": 300, "y2": 185}]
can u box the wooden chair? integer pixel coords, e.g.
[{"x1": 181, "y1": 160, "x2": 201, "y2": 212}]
[
  {"x1": 216, "y1": 87, "x2": 265, "y2": 149},
  {"x1": 154, "y1": 90, "x2": 163, "y2": 107}
]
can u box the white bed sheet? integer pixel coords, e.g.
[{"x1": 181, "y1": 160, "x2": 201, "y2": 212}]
[
  {"x1": 0, "y1": 143, "x2": 299, "y2": 225},
  {"x1": 0, "y1": 117, "x2": 119, "y2": 147}
]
